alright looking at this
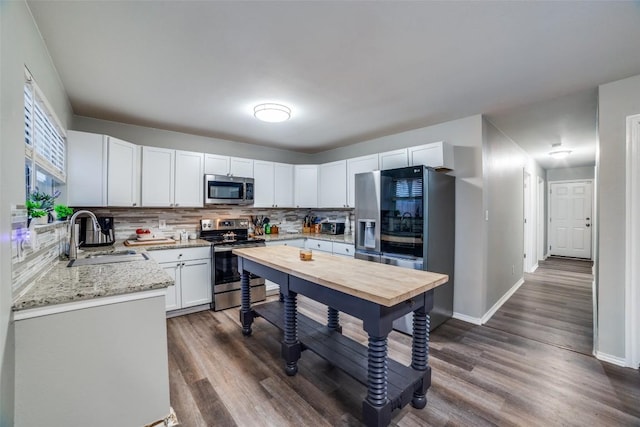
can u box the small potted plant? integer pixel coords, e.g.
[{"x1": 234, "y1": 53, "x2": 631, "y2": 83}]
[
  {"x1": 26, "y1": 200, "x2": 48, "y2": 226},
  {"x1": 26, "y1": 189, "x2": 60, "y2": 224},
  {"x1": 54, "y1": 204, "x2": 73, "y2": 221}
]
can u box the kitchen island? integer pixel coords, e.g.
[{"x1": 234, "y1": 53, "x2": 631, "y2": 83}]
[{"x1": 233, "y1": 245, "x2": 448, "y2": 427}]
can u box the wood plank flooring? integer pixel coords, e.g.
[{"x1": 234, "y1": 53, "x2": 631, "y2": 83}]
[
  {"x1": 485, "y1": 256, "x2": 594, "y2": 355},
  {"x1": 167, "y1": 288, "x2": 639, "y2": 426}
]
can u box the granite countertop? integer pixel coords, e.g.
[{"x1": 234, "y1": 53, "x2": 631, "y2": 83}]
[
  {"x1": 11, "y1": 239, "x2": 213, "y2": 312},
  {"x1": 12, "y1": 257, "x2": 174, "y2": 311},
  {"x1": 262, "y1": 233, "x2": 354, "y2": 244}
]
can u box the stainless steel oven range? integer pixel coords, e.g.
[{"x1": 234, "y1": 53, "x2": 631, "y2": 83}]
[{"x1": 200, "y1": 218, "x2": 266, "y2": 311}]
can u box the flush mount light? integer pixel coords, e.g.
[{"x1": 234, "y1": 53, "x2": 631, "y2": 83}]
[
  {"x1": 253, "y1": 103, "x2": 291, "y2": 123},
  {"x1": 549, "y1": 143, "x2": 572, "y2": 159}
]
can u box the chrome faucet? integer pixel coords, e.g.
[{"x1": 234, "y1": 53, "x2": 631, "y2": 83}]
[{"x1": 67, "y1": 210, "x2": 101, "y2": 260}]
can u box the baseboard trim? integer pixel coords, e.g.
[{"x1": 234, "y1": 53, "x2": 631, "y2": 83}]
[
  {"x1": 595, "y1": 351, "x2": 630, "y2": 368},
  {"x1": 452, "y1": 312, "x2": 482, "y2": 325},
  {"x1": 531, "y1": 263, "x2": 539, "y2": 272},
  {"x1": 481, "y1": 278, "x2": 525, "y2": 324}
]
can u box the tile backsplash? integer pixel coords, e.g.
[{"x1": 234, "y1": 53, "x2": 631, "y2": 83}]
[
  {"x1": 75, "y1": 206, "x2": 354, "y2": 240},
  {"x1": 11, "y1": 205, "x2": 68, "y2": 297}
]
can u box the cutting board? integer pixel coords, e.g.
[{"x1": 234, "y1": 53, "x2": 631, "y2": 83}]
[{"x1": 124, "y1": 238, "x2": 176, "y2": 246}]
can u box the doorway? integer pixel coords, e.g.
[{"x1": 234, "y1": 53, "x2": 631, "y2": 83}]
[
  {"x1": 523, "y1": 171, "x2": 534, "y2": 272},
  {"x1": 626, "y1": 113, "x2": 640, "y2": 368},
  {"x1": 548, "y1": 180, "x2": 593, "y2": 259}
]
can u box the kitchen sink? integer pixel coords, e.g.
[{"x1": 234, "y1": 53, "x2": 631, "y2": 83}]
[{"x1": 67, "y1": 251, "x2": 150, "y2": 267}]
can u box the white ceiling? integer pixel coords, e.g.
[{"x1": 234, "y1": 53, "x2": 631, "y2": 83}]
[{"x1": 27, "y1": 1, "x2": 640, "y2": 169}]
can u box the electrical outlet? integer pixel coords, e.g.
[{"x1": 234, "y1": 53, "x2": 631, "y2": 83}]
[{"x1": 159, "y1": 219, "x2": 167, "y2": 229}]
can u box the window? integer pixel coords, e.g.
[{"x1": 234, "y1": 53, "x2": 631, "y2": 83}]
[{"x1": 24, "y1": 68, "x2": 66, "y2": 197}]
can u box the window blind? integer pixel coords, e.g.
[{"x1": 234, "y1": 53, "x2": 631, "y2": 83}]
[{"x1": 24, "y1": 78, "x2": 66, "y2": 184}]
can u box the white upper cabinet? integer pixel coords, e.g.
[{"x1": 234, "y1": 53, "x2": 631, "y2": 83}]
[
  {"x1": 141, "y1": 146, "x2": 175, "y2": 207},
  {"x1": 107, "y1": 137, "x2": 140, "y2": 207},
  {"x1": 67, "y1": 130, "x2": 107, "y2": 207},
  {"x1": 204, "y1": 154, "x2": 253, "y2": 177},
  {"x1": 408, "y1": 141, "x2": 454, "y2": 170},
  {"x1": 318, "y1": 160, "x2": 347, "y2": 208},
  {"x1": 174, "y1": 150, "x2": 204, "y2": 207},
  {"x1": 204, "y1": 154, "x2": 230, "y2": 176},
  {"x1": 273, "y1": 163, "x2": 294, "y2": 208},
  {"x1": 230, "y1": 157, "x2": 254, "y2": 178},
  {"x1": 255, "y1": 161, "x2": 294, "y2": 208},
  {"x1": 253, "y1": 160, "x2": 275, "y2": 207},
  {"x1": 294, "y1": 165, "x2": 318, "y2": 208},
  {"x1": 379, "y1": 148, "x2": 409, "y2": 170},
  {"x1": 142, "y1": 147, "x2": 203, "y2": 207},
  {"x1": 346, "y1": 154, "x2": 379, "y2": 208}
]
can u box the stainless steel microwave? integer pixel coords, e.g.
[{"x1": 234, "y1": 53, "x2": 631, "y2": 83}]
[{"x1": 204, "y1": 174, "x2": 254, "y2": 205}]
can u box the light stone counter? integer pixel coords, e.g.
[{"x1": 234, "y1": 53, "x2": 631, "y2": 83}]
[
  {"x1": 12, "y1": 238, "x2": 212, "y2": 312},
  {"x1": 12, "y1": 258, "x2": 174, "y2": 311}
]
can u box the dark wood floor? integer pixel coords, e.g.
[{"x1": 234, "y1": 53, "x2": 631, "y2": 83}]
[
  {"x1": 485, "y1": 256, "x2": 594, "y2": 355},
  {"x1": 167, "y1": 290, "x2": 639, "y2": 425}
]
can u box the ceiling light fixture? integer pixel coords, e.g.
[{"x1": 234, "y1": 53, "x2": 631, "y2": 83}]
[
  {"x1": 253, "y1": 103, "x2": 291, "y2": 123},
  {"x1": 549, "y1": 143, "x2": 572, "y2": 159}
]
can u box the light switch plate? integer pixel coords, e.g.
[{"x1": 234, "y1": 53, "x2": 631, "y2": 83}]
[{"x1": 159, "y1": 219, "x2": 167, "y2": 229}]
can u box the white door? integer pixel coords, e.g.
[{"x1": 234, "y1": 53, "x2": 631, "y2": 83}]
[
  {"x1": 229, "y1": 157, "x2": 254, "y2": 177},
  {"x1": 107, "y1": 137, "x2": 140, "y2": 207},
  {"x1": 379, "y1": 149, "x2": 408, "y2": 170},
  {"x1": 162, "y1": 263, "x2": 180, "y2": 311},
  {"x1": 537, "y1": 176, "x2": 545, "y2": 261},
  {"x1": 141, "y1": 146, "x2": 175, "y2": 207},
  {"x1": 523, "y1": 172, "x2": 532, "y2": 272},
  {"x1": 346, "y1": 154, "x2": 379, "y2": 207},
  {"x1": 318, "y1": 160, "x2": 347, "y2": 208},
  {"x1": 294, "y1": 165, "x2": 318, "y2": 208},
  {"x1": 204, "y1": 154, "x2": 230, "y2": 175},
  {"x1": 273, "y1": 163, "x2": 294, "y2": 208},
  {"x1": 549, "y1": 181, "x2": 593, "y2": 258},
  {"x1": 174, "y1": 150, "x2": 204, "y2": 207},
  {"x1": 253, "y1": 160, "x2": 275, "y2": 207},
  {"x1": 180, "y1": 260, "x2": 212, "y2": 308}
]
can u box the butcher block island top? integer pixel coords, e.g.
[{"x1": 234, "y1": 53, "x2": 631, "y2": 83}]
[{"x1": 232, "y1": 245, "x2": 448, "y2": 307}]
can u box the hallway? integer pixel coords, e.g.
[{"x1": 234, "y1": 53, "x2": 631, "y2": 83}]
[{"x1": 485, "y1": 256, "x2": 594, "y2": 355}]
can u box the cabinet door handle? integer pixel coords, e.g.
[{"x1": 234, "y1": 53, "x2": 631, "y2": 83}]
[
  {"x1": 132, "y1": 203, "x2": 137, "y2": 207},
  {"x1": 175, "y1": 203, "x2": 179, "y2": 207}
]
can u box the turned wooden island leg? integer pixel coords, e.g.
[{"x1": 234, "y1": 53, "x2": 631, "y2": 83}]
[
  {"x1": 362, "y1": 334, "x2": 391, "y2": 427},
  {"x1": 327, "y1": 307, "x2": 342, "y2": 332},
  {"x1": 410, "y1": 307, "x2": 430, "y2": 409},
  {"x1": 282, "y1": 291, "x2": 301, "y2": 376},
  {"x1": 239, "y1": 270, "x2": 253, "y2": 336}
]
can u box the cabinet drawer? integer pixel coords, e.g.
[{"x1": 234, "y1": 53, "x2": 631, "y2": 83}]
[
  {"x1": 332, "y1": 242, "x2": 354, "y2": 257},
  {"x1": 148, "y1": 246, "x2": 211, "y2": 263},
  {"x1": 266, "y1": 239, "x2": 305, "y2": 248},
  {"x1": 306, "y1": 239, "x2": 333, "y2": 253}
]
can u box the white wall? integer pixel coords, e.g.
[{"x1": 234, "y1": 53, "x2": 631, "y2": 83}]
[
  {"x1": 0, "y1": 1, "x2": 74, "y2": 425},
  {"x1": 483, "y1": 120, "x2": 527, "y2": 312},
  {"x1": 597, "y1": 73, "x2": 640, "y2": 359},
  {"x1": 315, "y1": 115, "x2": 487, "y2": 320},
  {"x1": 72, "y1": 115, "x2": 313, "y2": 164},
  {"x1": 547, "y1": 165, "x2": 595, "y2": 181}
]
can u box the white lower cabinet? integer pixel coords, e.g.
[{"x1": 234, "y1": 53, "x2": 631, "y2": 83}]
[
  {"x1": 305, "y1": 238, "x2": 333, "y2": 253},
  {"x1": 306, "y1": 239, "x2": 355, "y2": 258},
  {"x1": 148, "y1": 247, "x2": 211, "y2": 312}
]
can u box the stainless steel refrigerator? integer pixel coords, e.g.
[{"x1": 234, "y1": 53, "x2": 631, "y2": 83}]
[{"x1": 354, "y1": 166, "x2": 455, "y2": 334}]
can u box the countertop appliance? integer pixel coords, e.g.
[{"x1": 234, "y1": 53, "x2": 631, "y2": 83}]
[
  {"x1": 199, "y1": 218, "x2": 265, "y2": 311},
  {"x1": 204, "y1": 174, "x2": 254, "y2": 205},
  {"x1": 77, "y1": 216, "x2": 115, "y2": 247},
  {"x1": 320, "y1": 222, "x2": 346, "y2": 235},
  {"x1": 354, "y1": 166, "x2": 455, "y2": 334}
]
